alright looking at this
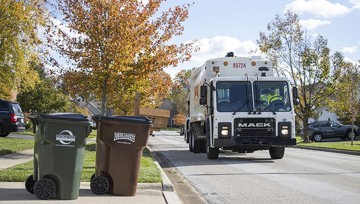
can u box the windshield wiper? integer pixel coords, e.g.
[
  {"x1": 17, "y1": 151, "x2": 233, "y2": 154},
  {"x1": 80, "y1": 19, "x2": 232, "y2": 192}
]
[
  {"x1": 232, "y1": 102, "x2": 248, "y2": 115},
  {"x1": 269, "y1": 106, "x2": 276, "y2": 115}
]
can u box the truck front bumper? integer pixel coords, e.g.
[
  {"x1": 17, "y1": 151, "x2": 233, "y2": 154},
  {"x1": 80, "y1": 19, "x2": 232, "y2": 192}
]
[{"x1": 214, "y1": 136, "x2": 296, "y2": 149}]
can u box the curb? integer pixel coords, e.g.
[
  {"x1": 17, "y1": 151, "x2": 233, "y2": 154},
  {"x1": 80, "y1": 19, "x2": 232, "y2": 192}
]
[
  {"x1": 147, "y1": 146, "x2": 182, "y2": 204},
  {"x1": 147, "y1": 146, "x2": 174, "y2": 192},
  {"x1": 292, "y1": 145, "x2": 360, "y2": 156}
]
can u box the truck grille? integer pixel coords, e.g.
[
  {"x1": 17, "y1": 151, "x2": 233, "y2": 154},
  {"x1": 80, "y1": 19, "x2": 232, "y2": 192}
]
[{"x1": 234, "y1": 118, "x2": 275, "y2": 137}]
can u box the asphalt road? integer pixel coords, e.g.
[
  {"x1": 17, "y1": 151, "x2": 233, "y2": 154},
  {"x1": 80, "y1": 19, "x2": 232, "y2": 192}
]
[{"x1": 149, "y1": 131, "x2": 360, "y2": 204}]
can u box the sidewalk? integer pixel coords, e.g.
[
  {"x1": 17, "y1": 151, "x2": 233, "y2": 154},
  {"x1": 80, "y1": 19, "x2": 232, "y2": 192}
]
[
  {"x1": 0, "y1": 136, "x2": 182, "y2": 204},
  {"x1": 0, "y1": 182, "x2": 166, "y2": 204}
]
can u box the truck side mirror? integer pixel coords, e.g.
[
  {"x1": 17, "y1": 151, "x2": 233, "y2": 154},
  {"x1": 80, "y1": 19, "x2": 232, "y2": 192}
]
[
  {"x1": 293, "y1": 87, "x2": 299, "y2": 105},
  {"x1": 200, "y1": 85, "x2": 207, "y2": 97},
  {"x1": 200, "y1": 85, "x2": 207, "y2": 105}
]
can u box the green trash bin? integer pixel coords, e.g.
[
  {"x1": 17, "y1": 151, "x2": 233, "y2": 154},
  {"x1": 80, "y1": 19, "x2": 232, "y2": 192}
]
[
  {"x1": 25, "y1": 113, "x2": 91, "y2": 200},
  {"x1": 90, "y1": 115, "x2": 151, "y2": 196}
]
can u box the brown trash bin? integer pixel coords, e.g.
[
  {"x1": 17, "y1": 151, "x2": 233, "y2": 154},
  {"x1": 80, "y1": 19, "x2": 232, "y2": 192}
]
[{"x1": 90, "y1": 116, "x2": 151, "y2": 196}]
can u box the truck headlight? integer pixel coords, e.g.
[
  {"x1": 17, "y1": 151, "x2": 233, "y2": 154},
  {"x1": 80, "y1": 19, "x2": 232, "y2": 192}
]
[
  {"x1": 221, "y1": 129, "x2": 229, "y2": 136},
  {"x1": 278, "y1": 122, "x2": 291, "y2": 137},
  {"x1": 281, "y1": 128, "x2": 289, "y2": 135},
  {"x1": 218, "y1": 122, "x2": 231, "y2": 138}
]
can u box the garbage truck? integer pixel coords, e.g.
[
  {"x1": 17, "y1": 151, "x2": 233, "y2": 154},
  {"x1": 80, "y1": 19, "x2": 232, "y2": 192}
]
[{"x1": 185, "y1": 52, "x2": 297, "y2": 159}]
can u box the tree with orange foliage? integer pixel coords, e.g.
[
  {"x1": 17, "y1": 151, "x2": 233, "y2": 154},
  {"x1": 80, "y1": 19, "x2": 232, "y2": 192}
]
[
  {"x1": 52, "y1": 0, "x2": 196, "y2": 115},
  {"x1": 173, "y1": 113, "x2": 186, "y2": 127},
  {"x1": 109, "y1": 70, "x2": 172, "y2": 115}
]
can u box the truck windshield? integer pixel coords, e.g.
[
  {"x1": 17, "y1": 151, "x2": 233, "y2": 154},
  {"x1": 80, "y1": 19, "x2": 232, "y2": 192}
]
[
  {"x1": 254, "y1": 81, "x2": 291, "y2": 112},
  {"x1": 216, "y1": 81, "x2": 252, "y2": 112}
]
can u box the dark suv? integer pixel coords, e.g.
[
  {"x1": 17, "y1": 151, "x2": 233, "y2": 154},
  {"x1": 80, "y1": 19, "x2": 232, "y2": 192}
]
[
  {"x1": 0, "y1": 99, "x2": 25, "y2": 137},
  {"x1": 308, "y1": 120, "x2": 359, "y2": 142}
]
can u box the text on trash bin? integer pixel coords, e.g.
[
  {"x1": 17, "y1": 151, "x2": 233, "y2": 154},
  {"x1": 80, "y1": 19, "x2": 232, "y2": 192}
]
[
  {"x1": 56, "y1": 130, "x2": 76, "y2": 145},
  {"x1": 114, "y1": 132, "x2": 136, "y2": 144}
]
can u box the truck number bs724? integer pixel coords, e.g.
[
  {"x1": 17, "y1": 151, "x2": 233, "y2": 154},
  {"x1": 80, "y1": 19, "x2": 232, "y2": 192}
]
[{"x1": 233, "y1": 62, "x2": 246, "y2": 68}]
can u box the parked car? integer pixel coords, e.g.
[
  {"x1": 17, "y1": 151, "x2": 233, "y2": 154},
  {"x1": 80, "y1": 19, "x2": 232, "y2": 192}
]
[
  {"x1": 0, "y1": 99, "x2": 25, "y2": 137},
  {"x1": 308, "y1": 120, "x2": 359, "y2": 142}
]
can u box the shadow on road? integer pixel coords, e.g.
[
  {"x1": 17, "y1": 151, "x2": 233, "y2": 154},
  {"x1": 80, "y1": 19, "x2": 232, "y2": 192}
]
[{"x1": 152, "y1": 149, "x2": 275, "y2": 169}]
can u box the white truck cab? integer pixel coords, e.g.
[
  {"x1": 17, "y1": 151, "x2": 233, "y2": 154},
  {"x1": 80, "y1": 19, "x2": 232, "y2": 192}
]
[{"x1": 186, "y1": 53, "x2": 297, "y2": 159}]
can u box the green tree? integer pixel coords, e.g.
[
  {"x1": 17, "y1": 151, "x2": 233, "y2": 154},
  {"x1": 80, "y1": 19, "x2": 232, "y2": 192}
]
[
  {"x1": 257, "y1": 11, "x2": 337, "y2": 141},
  {"x1": 17, "y1": 78, "x2": 71, "y2": 113},
  {"x1": 171, "y1": 69, "x2": 191, "y2": 116},
  {"x1": 0, "y1": 0, "x2": 45, "y2": 99},
  {"x1": 52, "y1": 0, "x2": 196, "y2": 115},
  {"x1": 329, "y1": 55, "x2": 360, "y2": 145}
]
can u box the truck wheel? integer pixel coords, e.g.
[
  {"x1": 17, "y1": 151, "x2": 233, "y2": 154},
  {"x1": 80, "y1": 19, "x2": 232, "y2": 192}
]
[
  {"x1": 206, "y1": 139, "x2": 219, "y2": 159},
  {"x1": 25, "y1": 175, "x2": 35, "y2": 194},
  {"x1": 34, "y1": 178, "x2": 56, "y2": 200},
  {"x1": 186, "y1": 131, "x2": 190, "y2": 143},
  {"x1": 190, "y1": 129, "x2": 201, "y2": 153},
  {"x1": 312, "y1": 133, "x2": 322, "y2": 142},
  {"x1": 192, "y1": 136, "x2": 201, "y2": 153},
  {"x1": 189, "y1": 131, "x2": 193, "y2": 152},
  {"x1": 269, "y1": 147, "x2": 285, "y2": 159},
  {"x1": 90, "y1": 175, "x2": 109, "y2": 195},
  {"x1": 201, "y1": 141, "x2": 207, "y2": 153}
]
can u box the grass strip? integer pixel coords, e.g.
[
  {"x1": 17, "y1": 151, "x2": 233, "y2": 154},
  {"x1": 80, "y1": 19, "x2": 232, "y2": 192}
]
[
  {"x1": 296, "y1": 136, "x2": 360, "y2": 151},
  {"x1": 0, "y1": 143, "x2": 161, "y2": 183},
  {"x1": 0, "y1": 137, "x2": 34, "y2": 156}
]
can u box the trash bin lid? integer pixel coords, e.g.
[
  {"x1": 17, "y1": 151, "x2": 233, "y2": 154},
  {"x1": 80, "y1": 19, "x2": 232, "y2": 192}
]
[
  {"x1": 93, "y1": 115, "x2": 151, "y2": 124},
  {"x1": 39, "y1": 113, "x2": 89, "y2": 121}
]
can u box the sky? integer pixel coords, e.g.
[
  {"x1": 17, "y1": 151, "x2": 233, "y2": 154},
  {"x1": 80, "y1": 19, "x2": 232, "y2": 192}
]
[{"x1": 162, "y1": 0, "x2": 360, "y2": 78}]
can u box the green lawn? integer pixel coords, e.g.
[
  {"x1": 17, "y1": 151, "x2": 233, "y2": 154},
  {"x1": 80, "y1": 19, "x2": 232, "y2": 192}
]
[
  {"x1": 160, "y1": 127, "x2": 180, "y2": 131},
  {"x1": 18, "y1": 130, "x2": 35, "y2": 136},
  {"x1": 0, "y1": 137, "x2": 34, "y2": 156},
  {"x1": 88, "y1": 129, "x2": 97, "y2": 139},
  {"x1": 0, "y1": 142, "x2": 161, "y2": 183},
  {"x1": 296, "y1": 136, "x2": 360, "y2": 151}
]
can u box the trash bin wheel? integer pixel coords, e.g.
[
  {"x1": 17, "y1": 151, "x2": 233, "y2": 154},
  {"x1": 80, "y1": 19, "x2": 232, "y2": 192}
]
[
  {"x1": 90, "y1": 175, "x2": 109, "y2": 195},
  {"x1": 34, "y1": 178, "x2": 56, "y2": 200},
  {"x1": 25, "y1": 175, "x2": 36, "y2": 194},
  {"x1": 90, "y1": 173, "x2": 95, "y2": 182}
]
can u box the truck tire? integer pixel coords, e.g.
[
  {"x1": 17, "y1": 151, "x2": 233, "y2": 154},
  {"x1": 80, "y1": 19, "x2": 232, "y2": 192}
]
[
  {"x1": 185, "y1": 131, "x2": 189, "y2": 143},
  {"x1": 189, "y1": 130, "x2": 193, "y2": 152},
  {"x1": 201, "y1": 141, "x2": 207, "y2": 153},
  {"x1": 192, "y1": 138, "x2": 201, "y2": 153},
  {"x1": 205, "y1": 118, "x2": 218, "y2": 159},
  {"x1": 191, "y1": 130, "x2": 201, "y2": 153},
  {"x1": 206, "y1": 139, "x2": 219, "y2": 159},
  {"x1": 269, "y1": 147, "x2": 285, "y2": 159}
]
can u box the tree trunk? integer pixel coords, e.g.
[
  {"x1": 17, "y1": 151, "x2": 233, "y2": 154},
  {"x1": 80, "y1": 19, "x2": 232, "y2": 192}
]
[
  {"x1": 134, "y1": 92, "x2": 141, "y2": 115},
  {"x1": 302, "y1": 117, "x2": 310, "y2": 142},
  {"x1": 101, "y1": 78, "x2": 108, "y2": 116},
  {"x1": 351, "y1": 118, "x2": 355, "y2": 146}
]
